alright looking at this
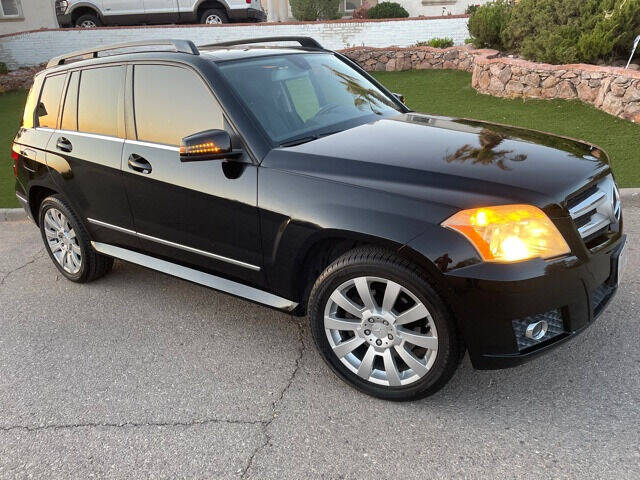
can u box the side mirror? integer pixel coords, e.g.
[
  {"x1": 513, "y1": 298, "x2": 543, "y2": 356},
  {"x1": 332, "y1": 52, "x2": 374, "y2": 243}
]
[
  {"x1": 179, "y1": 129, "x2": 242, "y2": 162},
  {"x1": 392, "y1": 93, "x2": 406, "y2": 104}
]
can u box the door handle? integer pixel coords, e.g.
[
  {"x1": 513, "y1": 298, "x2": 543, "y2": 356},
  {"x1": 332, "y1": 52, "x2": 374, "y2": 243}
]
[
  {"x1": 128, "y1": 154, "x2": 152, "y2": 174},
  {"x1": 56, "y1": 137, "x2": 73, "y2": 153}
]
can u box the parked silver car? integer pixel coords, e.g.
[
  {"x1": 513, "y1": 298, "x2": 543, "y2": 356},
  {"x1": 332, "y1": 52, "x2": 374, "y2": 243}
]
[{"x1": 55, "y1": 0, "x2": 266, "y2": 27}]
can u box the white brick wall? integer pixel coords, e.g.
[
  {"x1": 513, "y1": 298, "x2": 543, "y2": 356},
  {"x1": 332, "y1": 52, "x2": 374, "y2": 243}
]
[{"x1": 0, "y1": 17, "x2": 469, "y2": 70}]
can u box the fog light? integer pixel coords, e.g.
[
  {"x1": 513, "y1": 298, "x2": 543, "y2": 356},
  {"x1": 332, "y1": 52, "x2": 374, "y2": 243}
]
[{"x1": 525, "y1": 320, "x2": 548, "y2": 340}]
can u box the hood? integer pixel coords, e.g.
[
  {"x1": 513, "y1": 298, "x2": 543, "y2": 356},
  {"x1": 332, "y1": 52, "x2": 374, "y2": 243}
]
[{"x1": 264, "y1": 113, "x2": 610, "y2": 214}]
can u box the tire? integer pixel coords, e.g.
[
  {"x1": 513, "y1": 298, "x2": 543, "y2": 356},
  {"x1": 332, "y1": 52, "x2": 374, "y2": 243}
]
[
  {"x1": 74, "y1": 13, "x2": 102, "y2": 28},
  {"x1": 308, "y1": 247, "x2": 461, "y2": 401},
  {"x1": 39, "y1": 195, "x2": 113, "y2": 283},
  {"x1": 200, "y1": 8, "x2": 228, "y2": 24}
]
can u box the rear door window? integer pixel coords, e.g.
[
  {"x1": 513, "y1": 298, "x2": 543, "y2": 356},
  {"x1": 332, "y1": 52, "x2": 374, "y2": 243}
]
[
  {"x1": 36, "y1": 74, "x2": 66, "y2": 129},
  {"x1": 133, "y1": 64, "x2": 224, "y2": 146},
  {"x1": 77, "y1": 66, "x2": 125, "y2": 137}
]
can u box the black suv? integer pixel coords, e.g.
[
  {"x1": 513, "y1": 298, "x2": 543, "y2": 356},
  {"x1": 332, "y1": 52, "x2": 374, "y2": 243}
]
[{"x1": 12, "y1": 37, "x2": 626, "y2": 401}]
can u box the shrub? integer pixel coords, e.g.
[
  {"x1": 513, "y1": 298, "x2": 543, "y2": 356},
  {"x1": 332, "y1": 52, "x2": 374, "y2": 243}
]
[
  {"x1": 0, "y1": 63, "x2": 7, "y2": 75},
  {"x1": 465, "y1": 4, "x2": 480, "y2": 15},
  {"x1": 290, "y1": 0, "x2": 340, "y2": 21},
  {"x1": 416, "y1": 37, "x2": 454, "y2": 48},
  {"x1": 467, "y1": 0, "x2": 511, "y2": 50},
  {"x1": 367, "y1": 2, "x2": 409, "y2": 19},
  {"x1": 502, "y1": 0, "x2": 640, "y2": 64}
]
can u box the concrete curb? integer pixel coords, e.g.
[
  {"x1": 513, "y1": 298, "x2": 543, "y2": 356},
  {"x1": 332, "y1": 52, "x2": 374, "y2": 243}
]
[
  {"x1": 1, "y1": 208, "x2": 27, "y2": 222},
  {"x1": 1, "y1": 188, "x2": 639, "y2": 222}
]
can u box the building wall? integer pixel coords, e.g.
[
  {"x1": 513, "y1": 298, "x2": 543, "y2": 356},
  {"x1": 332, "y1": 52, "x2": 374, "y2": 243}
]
[
  {"x1": 398, "y1": 0, "x2": 486, "y2": 17},
  {"x1": 0, "y1": 16, "x2": 470, "y2": 70},
  {"x1": 0, "y1": 0, "x2": 58, "y2": 36}
]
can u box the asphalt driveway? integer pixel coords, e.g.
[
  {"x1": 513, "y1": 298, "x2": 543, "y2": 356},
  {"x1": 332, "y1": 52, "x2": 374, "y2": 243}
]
[{"x1": 1, "y1": 193, "x2": 639, "y2": 479}]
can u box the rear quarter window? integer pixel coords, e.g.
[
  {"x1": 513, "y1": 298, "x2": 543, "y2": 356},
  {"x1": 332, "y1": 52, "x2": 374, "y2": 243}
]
[
  {"x1": 36, "y1": 74, "x2": 66, "y2": 129},
  {"x1": 21, "y1": 75, "x2": 43, "y2": 129}
]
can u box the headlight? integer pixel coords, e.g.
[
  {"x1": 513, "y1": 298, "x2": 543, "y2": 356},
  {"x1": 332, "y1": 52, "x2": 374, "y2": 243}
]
[{"x1": 442, "y1": 204, "x2": 570, "y2": 263}]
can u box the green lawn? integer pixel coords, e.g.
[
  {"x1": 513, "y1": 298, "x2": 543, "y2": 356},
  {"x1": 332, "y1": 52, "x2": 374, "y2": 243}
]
[
  {"x1": 1, "y1": 70, "x2": 639, "y2": 207},
  {"x1": 371, "y1": 70, "x2": 640, "y2": 187},
  {"x1": 1, "y1": 90, "x2": 27, "y2": 208}
]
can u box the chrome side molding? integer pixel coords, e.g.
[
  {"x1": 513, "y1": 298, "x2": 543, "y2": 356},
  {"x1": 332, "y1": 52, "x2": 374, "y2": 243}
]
[
  {"x1": 87, "y1": 217, "x2": 260, "y2": 271},
  {"x1": 91, "y1": 242, "x2": 298, "y2": 311}
]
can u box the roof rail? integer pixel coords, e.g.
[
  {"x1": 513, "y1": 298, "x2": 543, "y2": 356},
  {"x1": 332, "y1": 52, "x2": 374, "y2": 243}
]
[
  {"x1": 46, "y1": 39, "x2": 199, "y2": 68},
  {"x1": 199, "y1": 36, "x2": 324, "y2": 50}
]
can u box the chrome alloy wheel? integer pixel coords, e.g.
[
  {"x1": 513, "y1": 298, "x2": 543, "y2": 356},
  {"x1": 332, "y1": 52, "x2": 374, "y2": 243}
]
[
  {"x1": 43, "y1": 207, "x2": 82, "y2": 274},
  {"x1": 324, "y1": 276, "x2": 438, "y2": 387},
  {"x1": 205, "y1": 14, "x2": 223, "y2": 24},
  {"x1": 79, "y1": 20, "x2": 97, "y2": 27}
]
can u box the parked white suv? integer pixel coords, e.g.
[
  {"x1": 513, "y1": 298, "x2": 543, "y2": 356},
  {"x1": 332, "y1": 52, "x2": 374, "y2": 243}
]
[{"x1": 55, "y1": 0, "x2": 266, "y2": 27}]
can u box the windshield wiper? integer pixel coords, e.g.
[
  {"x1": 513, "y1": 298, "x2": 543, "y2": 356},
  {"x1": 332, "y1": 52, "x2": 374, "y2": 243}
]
[
  {"x1": 279, "y1": 129, "x2": 346, "y2": 148},
  {"x1": 279, "y1": 136, "x2": 319, "y2": 147}
]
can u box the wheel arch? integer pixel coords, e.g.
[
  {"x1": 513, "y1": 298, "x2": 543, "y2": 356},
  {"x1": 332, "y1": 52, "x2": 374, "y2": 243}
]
[
  {"x1": 290, "y1": 229, "x2": 418, "y2": 316},
  {"x1": 28, "y1": 184, "x2": 59, "y2": 227},
  {"x1": 196, "y1": 0, "x2": 230, "y2": 17},
  {"x1": 69, "y1": 4, "x2": 103, "y2": 24}
]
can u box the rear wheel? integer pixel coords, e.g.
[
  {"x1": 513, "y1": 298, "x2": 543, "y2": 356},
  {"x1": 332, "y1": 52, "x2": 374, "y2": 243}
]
[
  {"x1": 308, "y1": 247, "x2": 461, "y2": 401},
  {"x1": 74, "y1": 13, "x2": 102, "y2": 28},
  {"x1": 39, "y1": 195, "x2": 113, "y2": 283},
  {"x1": 200, "y1": 8, "x2": 228, "y2": 24}
]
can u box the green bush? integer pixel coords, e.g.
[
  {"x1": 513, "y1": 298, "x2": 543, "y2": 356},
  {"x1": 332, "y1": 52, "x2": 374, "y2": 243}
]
[
  {"x1": 290, "y1": 0, "x2": 340, "y2": 21},
  {"x1": 0, "y1": 63, "x2": 7, "y2": 75},
  {"x1": 416, "y1": 38, "x2": 454, "y2": 48},
  {"x1": 467, "y1": 0, "x2": 511, "y2": 50},
  {"x1": 465, "y1": 4, "x2": 480, "y2": 15},
  {"x1": 502, "y1": 0, "x2": 640, "y2": 64},
  {"x1": 367, "y1": 2, "x2": 409, "y2": 19}
]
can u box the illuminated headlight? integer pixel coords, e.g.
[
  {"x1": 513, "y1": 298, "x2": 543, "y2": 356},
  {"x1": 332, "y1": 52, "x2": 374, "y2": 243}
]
[{"x1": 442, "y1": 204, "x2": 570, "y2": 263}]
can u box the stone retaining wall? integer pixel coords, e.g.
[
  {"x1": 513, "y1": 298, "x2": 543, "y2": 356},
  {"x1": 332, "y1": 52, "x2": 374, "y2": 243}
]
[{"x1": 343, "y1": 46, "x2": 640, "y2": 123}]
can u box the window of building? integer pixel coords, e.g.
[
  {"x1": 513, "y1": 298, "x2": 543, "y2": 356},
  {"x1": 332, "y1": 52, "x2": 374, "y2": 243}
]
[
  {"x1": 0, "y1": 0, "x2": 23, "y2": 18},
  {"x1": 341, "y1": 0, "x2": 362, "y2": 12},
  {"x1": 133, "y1": 65, "x2": 224, "y2": 146}
]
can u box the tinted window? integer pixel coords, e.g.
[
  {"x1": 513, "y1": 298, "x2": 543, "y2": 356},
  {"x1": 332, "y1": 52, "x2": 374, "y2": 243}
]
[
  {"x1": 217, "y1": 53, "x2": 401, "y2": 144},
  {"x1": 37, "y1": 74, "x2": 66, "y2": 129},
  {"x1": 133, "y1": 65, "x2": 224, "y2": 146},
  {"x1": 78, "y1": 66, "x2": 124, "y2": 137},
  {"x1": 61, "y1": 71, "x2": 80, "y2": 131},
  {"x1": 21, "y1": 75, "x2": 43, "y2": 129}
]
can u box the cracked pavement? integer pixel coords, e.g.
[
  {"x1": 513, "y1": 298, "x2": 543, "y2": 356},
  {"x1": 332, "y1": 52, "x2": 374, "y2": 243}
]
[{"x1": 0, "y1": 193, "x2": 639, "y2": 479}]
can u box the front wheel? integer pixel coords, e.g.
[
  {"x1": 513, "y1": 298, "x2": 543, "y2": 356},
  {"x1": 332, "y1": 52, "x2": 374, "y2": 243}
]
[
  {"x1": 74, "y1": 13, "x2": 102, "y2": 28},
  {"x1": 308, "y1": 248, "x2": 461, "y2": 401},
  {"x1": 200, "y1": 8, "x2": 228, "y2": 24}
]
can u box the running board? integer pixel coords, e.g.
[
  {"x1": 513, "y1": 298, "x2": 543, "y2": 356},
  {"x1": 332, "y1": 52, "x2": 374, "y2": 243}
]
[{"x1": 91, "y1": 242, "x2": 298, "y2": 311}]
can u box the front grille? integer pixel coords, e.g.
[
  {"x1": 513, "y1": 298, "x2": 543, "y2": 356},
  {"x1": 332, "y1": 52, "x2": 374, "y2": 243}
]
[
  {"x1": 591, "y1": 282, "x2": 616, "y2": 316},
  {"x1": 512, "y1": 310, "x2": 565, "y2": 352},
  {"x1": 567, "y1": 175, "x2": 620, "y2": 246}
]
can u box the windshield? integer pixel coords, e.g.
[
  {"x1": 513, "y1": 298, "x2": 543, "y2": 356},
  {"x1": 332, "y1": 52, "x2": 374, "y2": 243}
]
[{"x1": 217, "y1": 53, "x2": 402, "y2": 145}]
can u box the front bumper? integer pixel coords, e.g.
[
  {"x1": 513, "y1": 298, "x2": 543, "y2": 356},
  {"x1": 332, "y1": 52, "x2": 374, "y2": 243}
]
[
  {"x1": 443, "y1": 233, "x2": 626, "y2": 370},
  {"x1": 228, "y1": 8, "x2": 266, "y2": 22}
]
